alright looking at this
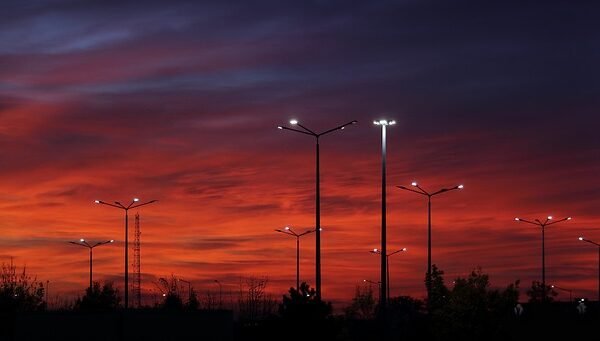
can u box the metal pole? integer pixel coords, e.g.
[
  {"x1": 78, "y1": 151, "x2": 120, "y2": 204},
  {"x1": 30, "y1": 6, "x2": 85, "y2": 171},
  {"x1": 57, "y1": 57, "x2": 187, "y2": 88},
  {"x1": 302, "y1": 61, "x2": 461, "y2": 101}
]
[
  {"x1": 89, "y1": 247, "x2": 93, "y2": 290},
  {"x1": 542, "y1": 226, "x2": 545, "y2": 301},
  {"x1": 386, "y1": 255, "x2": 390, "y2": 301},
  {"x1": 380, "y1": 124, "x2": 387, "y2": 310},
  {"x1": 125, "y1": 209, "x2": 129, "y2": 309},
  {"x1": 296, "y1": 236, "x2": 300, "y2": 290},
  {"x1": 315, "y1": 138, "x2": 321, "y2": 300},
  {"x1": 598, "y1": 247, "x2": 600, "y2": 303},
  {"x1": 427, "y1": 196, "x2": 432, "y2": 303}
]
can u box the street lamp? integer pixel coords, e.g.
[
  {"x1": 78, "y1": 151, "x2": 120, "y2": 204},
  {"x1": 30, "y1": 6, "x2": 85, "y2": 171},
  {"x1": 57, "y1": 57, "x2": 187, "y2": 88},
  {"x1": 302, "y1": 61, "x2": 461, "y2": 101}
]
[
  {"x1": 514, "y1": 215, "x2": 571, "y2": 301},
  {"x1": 68, "y1": 238, "x2": 114, "y2": 290},
  {"x1": 275, "y1": 226, "x2": 316, "y2": 290},
  {"x1": 179, "y1": 278, "x2": 192, "y2": 303},
  {"x1": 278, "y1": 118, "x2": 357, "y2": 300},
  {"x1": 578, "y1": 236, "x2": 600, "y2": 302},
  {"x1": 95, "y1": 198, "x2": 157, "y2": 309},
  {"x1": 363, "y1": 279, "x2": 382, "y2": 301},
  {"x1": 370, "y1": 247, "x2": 407, "y2": 301},
  {"x1": 551, "y1": 284, "x2": 572, "y2": 302},
  {"x1": 373, "y1": 119, "x2": 395, "y2": 311},
  {"x1": 397, "y1": 182, "x2": 463, "y2": 303},
  {"x1": 214, "y1": 279, "x2": 223, "y2": 308}
]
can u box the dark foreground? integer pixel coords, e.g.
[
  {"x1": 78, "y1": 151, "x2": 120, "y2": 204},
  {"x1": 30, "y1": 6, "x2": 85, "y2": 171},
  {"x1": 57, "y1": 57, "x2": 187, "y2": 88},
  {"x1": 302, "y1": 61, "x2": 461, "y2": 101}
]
[{"x1": 0, "y1": 302, "x2": 597, "y2": 341}]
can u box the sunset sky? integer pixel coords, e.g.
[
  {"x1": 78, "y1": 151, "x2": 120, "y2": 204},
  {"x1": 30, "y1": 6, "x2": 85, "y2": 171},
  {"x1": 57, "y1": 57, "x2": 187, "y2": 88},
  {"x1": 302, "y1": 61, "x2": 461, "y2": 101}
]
[{"x1": 1, "y1": 0, "x2": 599, "y2": 308}]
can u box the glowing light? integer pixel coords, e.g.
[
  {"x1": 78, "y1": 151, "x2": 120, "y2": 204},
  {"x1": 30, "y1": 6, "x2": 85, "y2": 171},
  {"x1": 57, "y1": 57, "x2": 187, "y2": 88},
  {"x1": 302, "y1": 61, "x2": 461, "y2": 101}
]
[
  {"x1": 289, "y1": 119, "x2": 298, "y2": 125},
  {"x1": 579, "y1": 237, "x2": 584, "y2": 241},
  {"x1": 567, "y1": 217, "x2": 572, "y2": 220},
  {"x1": 547, "y1": 216, "x2": 553, "y2": 220},
  {"x1": 277, "y1": 126, "x2": 283, "y2": 130},
  {"x1": 389, "y1": 120, "x2": 396, "y2": 125},
  {"x1": 94, "y1": 200, "x2": 100, "y2": 204},
  {"x1": 458, "y1": 184, "x2": 464, "y2": 189},
  {"x1": 80, "y1": 238, "x2": 85, "y2": 242},
  {"x1": 285, "y1": 226, "x2": 290, "y2": 230},
  {"x1": 514, "y1": 218, "x2": 520, "y2": 221},
  {"x1": 110, "y1": 240, "x2": 115, "y2": 243},
  {"x1": 402, "y1": 248, "x2": 407, "y2": 251},
  {"x1": 134, "y1": 198, "x2": 140, "y2": 202},
  {"x1": 411, "y1": 182, "x2": 418, "y2": 186}
]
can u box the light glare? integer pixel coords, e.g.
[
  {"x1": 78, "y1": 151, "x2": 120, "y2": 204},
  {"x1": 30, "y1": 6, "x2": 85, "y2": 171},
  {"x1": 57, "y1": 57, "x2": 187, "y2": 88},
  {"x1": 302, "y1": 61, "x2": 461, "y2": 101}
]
[
  {"x1": 547, "y1": 216, "x2": 553, "y2": 220},
  {"x1": 290, "y1": 119, "x2": 298, "y2": 125},
  {"x1": 458, "y1": 184, "x2": 464, "y2": 189},
  {"x1": 94, "y1": 200, "x2": 100, "y2": 204},
  {"x1": 579, "y1": 237, "x2": 584, "y2": 241},
  {"x1": 134, "y1": 198, "x2": 140, "y2": 202},
  {"x1": 80, "y1": 238, "x2": 85, "y2": 242},
  {"x1": 515, "y1": 218, "x2": 520, "y2": 221},
  {"x1": 411, "y1": 182, "x2": 417, "y2": 186}
]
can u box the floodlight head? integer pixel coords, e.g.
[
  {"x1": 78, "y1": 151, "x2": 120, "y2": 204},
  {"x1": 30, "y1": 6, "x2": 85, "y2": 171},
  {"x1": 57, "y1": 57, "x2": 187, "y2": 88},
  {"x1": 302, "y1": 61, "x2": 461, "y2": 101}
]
[
  {"x1": 458, "y1": 184, "x2": 464, "y2": 189},
  {"x1": 290, "y1": 119, "x2": 298, "y2": 125},
  {"x1": 411, "y1": 182, "x2": 418, "y2": 187},
  {"x1": 547, "y1": 216, "x2": 553, "y2": 220},
  {"x1": 133, "y1": 198, "x2": 140, "y2": 202},
  {"x1": 80, "y1": 238, "x2": 85, "y2": 242},
  {"x1": 94, "y1": 200, "x2": 100, "y2": 204},
  {"x1": 579, "y1": 237, "x2": 584, "y2": 241},
  {"x1": 515, "y1": 218, "x2": 520, "y2": 221}
]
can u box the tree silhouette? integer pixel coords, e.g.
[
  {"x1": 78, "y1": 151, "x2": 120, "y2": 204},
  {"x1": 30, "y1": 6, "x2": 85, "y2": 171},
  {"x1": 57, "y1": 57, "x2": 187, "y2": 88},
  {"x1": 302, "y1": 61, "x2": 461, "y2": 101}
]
[
  {"x1": 0, "y1": 260, "x2": 46, "y2": 313},
  {"x1": 74, "y1": 281, "x2": 120, "y2": 312},
  {"x1": 186, "y1": 287, "x2": 200, "y2": 310},
  {"x1": 526, "y1": 280, "x2": 557, "y2": 303},
  {"x1": 430, "y1": 267, "x2": 520, "y2": 340},
  {"x1": 279, "y1": 282, "x2": 331, "y2": 320},
  {"x1": 428, "y1": 264, "x2": 450, "y2": 311},
  {"x1": 344, "y1": 284, "x2": 376, "y2": 319}
]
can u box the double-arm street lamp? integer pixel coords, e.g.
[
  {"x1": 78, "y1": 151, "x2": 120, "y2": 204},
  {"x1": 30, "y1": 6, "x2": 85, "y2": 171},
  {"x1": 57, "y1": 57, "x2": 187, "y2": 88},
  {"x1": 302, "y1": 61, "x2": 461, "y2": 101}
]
[
  {"x1": 95, "y1": 198, "x2": 157, "y2": 309},
  {"x1": 278, "y1": 118, "x2": 357, "y2": 300},
  {"x1": 397, "y1": 182, "x2": 463, "y2": 303},
  {"x1": 578, "y1": 236, "x2": 600, "y2": 302},
  {"x1": 551, "y1": 284, "x2": 572, "y2": 302},
  {"x1": 373, "y1": 119, "x2": 395, "y2": 311},
  {"x1": 68, "y1": 238, "x2": 114, "y2": 290},
  {"x1": 514, "y1": 215, "x2": 571, "y2": 301},
  {"x1": 275, "y1": 226, "x2": 316, "y2": 290},
  {"x1": 370, "y1": 247, "x2": 407, "y2": 301},
  {"x1": 179, "y1": 278, "x2": 192, "y2": 303}
]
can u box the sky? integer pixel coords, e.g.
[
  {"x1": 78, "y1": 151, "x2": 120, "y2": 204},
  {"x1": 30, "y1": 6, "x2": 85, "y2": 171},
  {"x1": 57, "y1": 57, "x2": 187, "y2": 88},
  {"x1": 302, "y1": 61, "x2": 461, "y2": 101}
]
[{"x1": 1, "y1": 0, "x2": 599, "y2": 308}]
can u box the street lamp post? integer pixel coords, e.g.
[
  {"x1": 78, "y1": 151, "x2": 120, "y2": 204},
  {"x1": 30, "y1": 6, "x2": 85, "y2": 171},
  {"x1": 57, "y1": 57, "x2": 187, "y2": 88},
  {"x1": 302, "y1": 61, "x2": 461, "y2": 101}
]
[
  {"x1": 397, "y1": 182, "x2": 463, "y2": 303},
  {"x1": 373, "y1": 119, "x2": 395, "y2": 311},
  {"x1": 179, "y1": 278, "x2": 191, "y2": 303},
  {"x1": 68, "y1": 238, "x2": 114, "y2": 290},
  {"x1": 551, "y1": 284, "x2": 573, "y2": 302},
  {"x1": 363, "y1": 279, "x2": 382, "y2": 301},
  {"x1": 278, "y1": 118, "x2": 357, "y2": 300},
  {"x1": 578, "y1": 236, "x2": 600, "y2": 302},
  {"x1": 370, "y1": 248, "x2": 407, "y2": 301},
  {"x1": 275, "y1": 226, "x2": 316, "y2": 290},
  {"x1": 95, "y1": 198, "x2": 157, "y2": 309},
  {"x1": 214, "y1": 280, "x2": 223, "y2": 308},
  {"x1": 514, "y1": 216, "x2": 571, "y2": 301}
]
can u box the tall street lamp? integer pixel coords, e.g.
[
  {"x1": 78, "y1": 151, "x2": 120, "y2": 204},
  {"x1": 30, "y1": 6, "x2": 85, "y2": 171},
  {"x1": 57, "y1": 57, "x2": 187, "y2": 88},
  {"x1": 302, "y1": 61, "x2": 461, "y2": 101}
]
[
  {"x1": 363, "y1": 279, "x2": 382, "y2": 301},
  {"x1": 275, "y1": 226, "x2": 316, "y2": 290},
  {"x1": 373, "y1": 119, "x2": 395, "y2": 311},
  {"x1": 278, "y1": 118, "x2": 357, "y2": 300},
  {"x1": 370, "y1": 247, "x2": 407, "y2": 301},
  {"x1": 179, "y1": 278, "x2": 192, "y2": 303},
  {"x1": 68, "y1": 238, "x2": 114, "y2": 290},
  {"x1": 551, "y1": 284, "x2": 572, "y2": 302},
  {"x1": 514, "y1": 215, "x2": 571, "y2": 301},
  {"x1": 397, "y1": 182, "x2": 463, "y2": 303},
  {"x1": 578, "y1": 236, "x2": 600, "y2": 302},
  {"x1": 95, "y1": 198, "x2": 157, "y2": 309},
  {"x1": 214, "y1": 280, "x2": 223, "y2": 308}
]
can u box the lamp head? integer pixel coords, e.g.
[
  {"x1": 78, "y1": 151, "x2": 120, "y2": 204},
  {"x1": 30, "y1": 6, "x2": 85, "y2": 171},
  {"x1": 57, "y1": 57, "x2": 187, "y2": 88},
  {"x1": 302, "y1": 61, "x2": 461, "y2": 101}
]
[
  {"x1": 80, "y1": 238, "x2": 85, "y2": 242},
  {"x1": 285, "y1": 226, "x2": 290, "y2": 230},
  {"x1": 110, "y1": 239, "x2": 115, "y2": 243},
  {"x1": 411, "y1": 181, "x2": 418, "y2": 187},
  {"x1": 457, "y1": 184, "x2": 464, "y2": 189},
  {"x1": 289, "y1": 119, "x2": 298, "y2": 125},
  {"x1": 373, "y1": 248, "x2": 379, "y2": 252},
  {"x1": 514, "y1": 217, "x2": 520, "y2": 221},
  {"x1": 579, "y1": 237, "x2": 584, "y2": 241},
  {"x1": 567, "y1": 217, "x2": 572, "y2": 220},
  {"x1": 401, "y1": 248, "x2": 407, "y2": 251},
  {"x1": 547, "y1": 216, "x2": 553, "y2": 220},
  {"x1": 133, "y1": 198, "x2": 140, "y2": 202},
  {"x1": 94, "y1": 200, "x2": 100, "y2": 204}
]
